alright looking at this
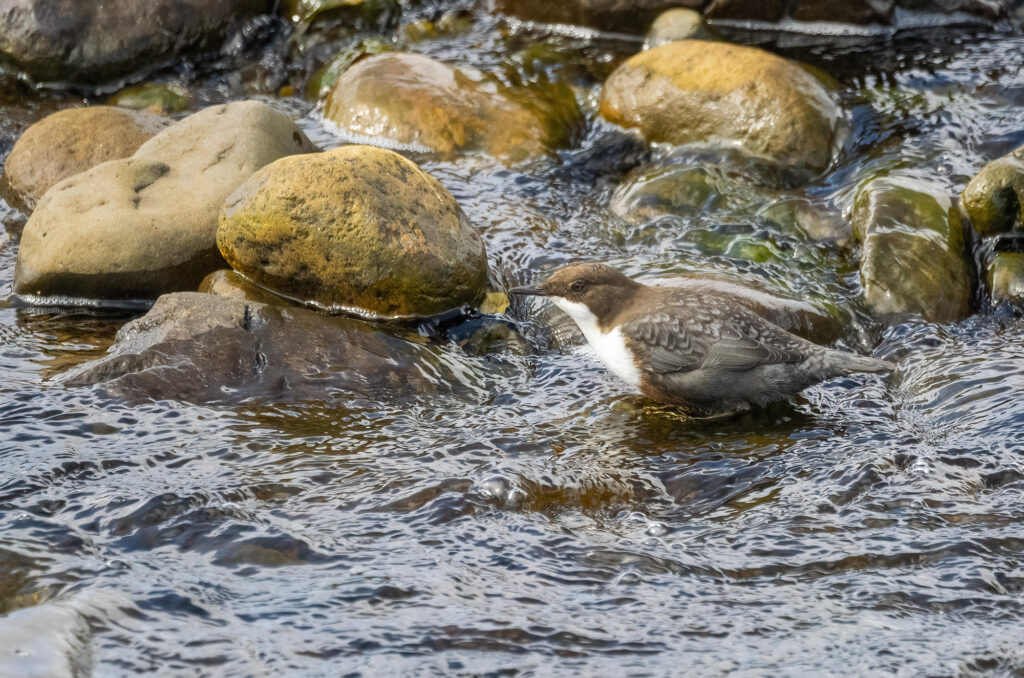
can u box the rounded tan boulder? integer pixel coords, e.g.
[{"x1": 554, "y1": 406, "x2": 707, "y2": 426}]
[
  {"x1": 217, "y1": 145, "x2": 488, "y2": 317},
  {"x1": 0, "y1": 106, "x2": 170, "y2": 215},
  {"x1": 14, "y1": 101, "x2": 318, "y2": 302},
  {"x1": 599, "y1": 41, "x2": 843, "y2": 180},
  {"x1": 324, "y1": 52, "x2": 580, "y2": 162}
]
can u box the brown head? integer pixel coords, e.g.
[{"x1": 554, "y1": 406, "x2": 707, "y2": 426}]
[{"x1": 509, "y1": 262, "x2": 644, "y2": 329}]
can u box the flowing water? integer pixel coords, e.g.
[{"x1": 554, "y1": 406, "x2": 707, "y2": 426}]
[{"x1": 2, "y1": 4, "x2": 1024, "y2": 675}]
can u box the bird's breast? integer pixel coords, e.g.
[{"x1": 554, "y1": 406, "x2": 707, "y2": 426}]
[{"x1": 585, "y1": 327, "x2": 643, "y2": 390}]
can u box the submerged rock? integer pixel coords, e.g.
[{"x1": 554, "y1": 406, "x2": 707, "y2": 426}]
[
  {"x1": 704, "y1": 0, "x2": 1006, "y2": 23},
  {"x1": 14, "y1": 101, "x2": 317, "y2": 303},
  {"x1": 852, "y1": 175, "x2": 970, "y2": 322},
  {"x1": 107, "y1": 82, "x2": 192, "y2": 115},
  {"x1": 961, "y1": 145, "x2": 1024, "y2": 237},
  {"x1": 599, "y1": 41, "x2": 843, "y2": 183},
  {"x1": 0, "y1": 107, "x2": 170, "y2": 216},
  {"x1": 217, "y1": 145, "x2": 488, "y2": 317},
  {"x1": 645, "y1": 9, "x2": 715, "y2": 48},
  {"x1": 493, "y1": 0, "x2": 698, "y2": 33},
  {"x1": 198, "y1": 269, "x2": 293, "y2": 306},
  {"x1": 611, "y1": 161, "x2": 849, "y2": 243},
  {"x1": 0, "y1": 0, "x2": 273, "y2": 86},
  {"x1": 63, "y1": 292, "x2": 462, "y2": 402},
  {"x1": 495, "y1": 0, "x2": 1006, "y2": 30},
  {"x1": 281, "y1": 0, "x2": 397, "y2": 24},
  {"x1": 988, "y1": 252, "x2": 1024, "y2": 304},
  {"x1": 324, "y1": 52, "x2": 581, "y2": 162}
]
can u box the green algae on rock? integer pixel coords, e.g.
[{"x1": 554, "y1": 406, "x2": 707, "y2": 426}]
[
  {"x1": 199, "y1": 269, "x2": 298, "y2": 307},
  {"x1": 217, "y1": 145, "x2": 488, "y2": 318},
  {"x1": 14, "y1": 101, "x2": 317, "y2": 303},
  {"x1": 108, "y1": 82, "x2": 192, "y2": 115},
  {"x1": 324, "y1": 52, "x2": 582, "y2": 162},
  {"x1": 0, "y1": 106, "x2": 170, "y2": 216},
  {"x1": 305, "y1": 38, "x2": 390, "y2": 101},
  {"x1": 988, "y1": 252, "x2": 1024, "y2": 304},
  {"x1": 852, "y1": 175, "x2": 971, "y2": 322},
  {"x1": 599, "y1": 41, "x2": 844, "y2": 183},
  {"x1": 962, "y1": 145, "x2": 1024, "y2": 237}
]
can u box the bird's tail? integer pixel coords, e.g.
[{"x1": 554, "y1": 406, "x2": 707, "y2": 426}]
[{"x1": 830, "y1": 350, "x2": 896, "y2": 374}]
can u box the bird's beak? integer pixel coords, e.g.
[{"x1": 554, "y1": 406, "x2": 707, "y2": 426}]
[{"x1": 508, "y1": 285, "x2": 547, "y2": 297}]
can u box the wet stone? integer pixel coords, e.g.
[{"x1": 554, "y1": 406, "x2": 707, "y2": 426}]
[
  {"x1": 645, "y1": 8, "x2": 715, "y2": 48},
  {"x1": 852, "y1": 174, "x2": 971, "y2": 323},
  {"x1": 217, "y1": 145, "x2": 488, "y2": 318},
  {"x1": 107, "y1": 82, "x2": 192, "y2": 115},
  {"x1": 62, "y1": 292, "x2": 464, "y2": 403},
  {"x1": 0, "y1": 0, "x2": 274, "y2": 86},
  {"x1": 599, "y1": 41, "x2": 844, "y2": 184},
  {"x1": 962, "y1": 144, "x2": 1024, "y2": 237},
  {"x1": 988, "y1": 252, "x2": 1024, "y2": 304},
  {"x1": 324, "y1": 52, "x2": 582, "y2": 162}
]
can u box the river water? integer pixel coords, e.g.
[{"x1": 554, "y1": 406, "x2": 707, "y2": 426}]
[{"x1": 2, "y1": 6, "x2": 1024, "y2": 676}]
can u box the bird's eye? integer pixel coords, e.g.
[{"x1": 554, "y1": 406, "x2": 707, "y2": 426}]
[{"x1": 570, "y1": 280, "x2": 588, "y2": 294}]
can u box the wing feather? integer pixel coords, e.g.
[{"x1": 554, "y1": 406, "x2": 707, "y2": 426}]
[{"x1": 621, "y1": 297, "x2": 807, "y2": 375}]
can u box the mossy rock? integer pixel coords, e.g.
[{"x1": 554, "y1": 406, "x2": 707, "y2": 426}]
[
  {"x1": 599, "y1": 40, "x2": 843, "y2": 182},
  {"x1": 962, "y1": 145, "x2": 1024, "y2": 237},
  {"x1": 217, "y1": 145, "x2": 489, "y2": 317},
  {"x1": 324, "y1": 52, "x2": 581, "y2": 162},
  {"x1": 988, "y1": 252, "x2": 1024, "y2": 304},
  {"x1": 305, "y1": 38, "x2": 390, "y2": 100},
  {"x1": 852, "y1": 175, "x2": 970, "y2": 322},
  {"x1": 108, "y1": 82, "x2": 192, "y2": 114}
]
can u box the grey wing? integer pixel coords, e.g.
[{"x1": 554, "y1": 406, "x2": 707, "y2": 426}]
[{"x1": 622, "y1": 302, "x2": 807, "y2": 375}]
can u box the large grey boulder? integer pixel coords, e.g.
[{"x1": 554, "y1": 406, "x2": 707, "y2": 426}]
[
  {"x1": 62, "y1": 292, "x2": 469, "y2": 403},
  {"x1": 0, "y1": 0, "x2": 273, "y2": 86},
  {"x1": 14, "y1": 101, "x2": 317, "y2": 303}
]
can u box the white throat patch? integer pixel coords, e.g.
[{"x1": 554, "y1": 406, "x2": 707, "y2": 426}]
[{"x1": 551, "y1": 297, "x2": 642, "y2": 390}]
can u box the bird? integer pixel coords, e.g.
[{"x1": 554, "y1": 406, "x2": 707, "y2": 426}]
[{"x1": 509, "y1": 263, "x2": 895, "y2": 416}]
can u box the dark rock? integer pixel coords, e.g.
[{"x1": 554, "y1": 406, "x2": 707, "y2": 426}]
[
  {"x1": 0, "y1": 0, "x2": 274, "y2": 87},
  {"x1": 495, "y1": 0, "x2": 1006, "y2": 31},
  {"x1": 63, "y1": 292, "x2": 467, "y2": 403}
]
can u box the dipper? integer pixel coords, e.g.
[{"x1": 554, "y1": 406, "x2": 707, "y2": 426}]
[{"x1": 510, "y1": 263, "x2": 895, "y2": 415}]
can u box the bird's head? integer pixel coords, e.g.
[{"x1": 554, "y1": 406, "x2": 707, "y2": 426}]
[{"x1": 509, "y1": 263, "x2": 642, "y2": 330}]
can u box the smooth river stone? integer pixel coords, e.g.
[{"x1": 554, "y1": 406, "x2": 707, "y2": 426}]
[
  {"x1": 852, "y1": 175, "x2": 971, "y2": 323},
  {"x1": 14, "y1": 101, "x2": 317, "y2": 303},
  {"x1": 217, "y1": 145, "x2": 488, "y2": 318},
  {"x1": 961, "y1": 144, "x2": 1024, "y2": 237},
  {"x1": 599, "y1": 40, "x2": 844, "y2": 184},
  {"x1": 0, "y1": 106, "x2": 170, "y2": 216}
]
